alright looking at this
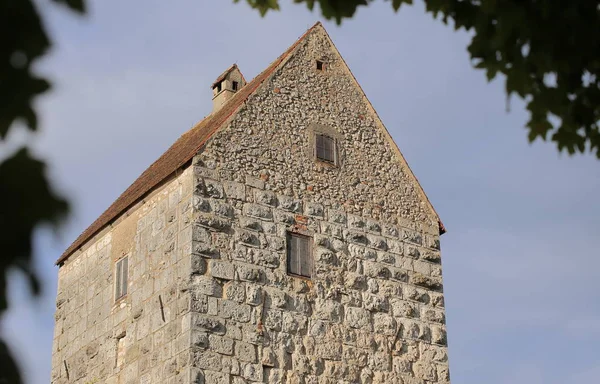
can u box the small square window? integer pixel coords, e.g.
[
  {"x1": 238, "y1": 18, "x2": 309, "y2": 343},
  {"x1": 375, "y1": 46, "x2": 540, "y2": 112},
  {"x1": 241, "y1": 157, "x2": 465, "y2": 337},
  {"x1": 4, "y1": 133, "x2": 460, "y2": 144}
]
[
  {"x1": 115, "y1": 256, "x2": 129, "y2": 301},
  {"x1": 316, "y1": 134, "x2": 336, "y2": 164},
  {"x1": 287, "y1": 233, "x2": 312, "y2": 278},
  {"x1": 316, "y1": 60, "x2": 324, "y2": 71},
  {"x1": 232, "y1": 81, "x2": 238, "y2": 91}
]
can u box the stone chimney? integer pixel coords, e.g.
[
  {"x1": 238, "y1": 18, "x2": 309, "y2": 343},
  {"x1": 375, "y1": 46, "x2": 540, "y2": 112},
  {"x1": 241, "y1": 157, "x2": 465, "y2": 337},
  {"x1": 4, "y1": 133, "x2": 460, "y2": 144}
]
[{"x1": 211, "y1": 64, "x2": 246, "y2": 113}]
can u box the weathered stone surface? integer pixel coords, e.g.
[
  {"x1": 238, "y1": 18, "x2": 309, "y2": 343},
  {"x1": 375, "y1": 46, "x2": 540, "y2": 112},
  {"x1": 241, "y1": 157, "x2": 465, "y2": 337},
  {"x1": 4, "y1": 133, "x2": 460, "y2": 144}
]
[
  {"x1": 210, "y1": 260, "x2": 235, "y2": 280},
  {"x1": 414, "y1": 361, "x2": 437, "y2": 381},
  {"x1": 237, "y1": 265, "x2": 262, "y2": 282},
  {"x1": 208, "y1": 335, "x2": 234, "y2": 355},
  {"x1": 278, "y1": 195, "x2": 303, "y2": 213},
  {"x1": 204, "y1": 180, "x2": 225, "y2": 199},
  {"x1": 235, "y1": 229, "x2": 260, "y2": 247},
  {"x1": 422, "y1": 250, "x2": 442, "y2": 263},
  {"x1": 373, "y1": 313, "x2": 397, "y2": 335},
  {"x1": 346, "y1": 307, "x2": 371, "y2": 330},
  {"x1": 391, "y1": 299, "x2": 417, "y2": 318},
  {"x1": 255, "y1": 190, "x2": 277, "y2": 206},
  {"x1": 235, "y1": 341, "x2": 257, "y2": 363},
  {"x1": 196, "y1": 214, "x2": 230, "y2": 231},
  {"x1": 243, "y1": 203, "x2": 273, "y2": 220},
  {"x1": 305, "y1": 202, "x2": 324, "y2": 218},
  {"x1": 192, "y1": 276, "x2": 222, "y2": 297},
  {"x1": 411, "y1": 273, "x2": 443, "y2": 291},
  {"x1": 431, "y1": 325, "x2": 448, "y2": 346},
  {"x1": 191, "y1": 255, "x2": 207, "y2": 275},
  {"x1": 194, "y1": 315, "x2": 226, "y2": 335},
  {"x1": 422, "y1": 308, "x2": 446, "y2": 324},
  {"x1": 221, "y1": 300, "x2": 251, "y2": 322},
  {"x1": 223, "y1": 181, "x2": 246, "y2": 200},
  {"x1": 224, "y1": 282, "x2": 246, "y2": 303}
]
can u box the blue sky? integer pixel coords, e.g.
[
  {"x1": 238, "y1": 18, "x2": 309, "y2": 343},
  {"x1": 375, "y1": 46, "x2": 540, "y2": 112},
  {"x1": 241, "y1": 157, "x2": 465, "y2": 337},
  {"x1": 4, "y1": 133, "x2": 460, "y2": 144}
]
[{"x1": 2, "y1": 1, "x2": 599, "y2": 383}]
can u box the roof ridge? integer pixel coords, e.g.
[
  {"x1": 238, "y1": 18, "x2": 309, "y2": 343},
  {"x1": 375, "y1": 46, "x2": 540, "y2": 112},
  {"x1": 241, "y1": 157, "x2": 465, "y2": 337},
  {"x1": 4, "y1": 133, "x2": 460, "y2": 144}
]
[{"x1": 57, "y1": 22, "x2": 322, "y2": 264}]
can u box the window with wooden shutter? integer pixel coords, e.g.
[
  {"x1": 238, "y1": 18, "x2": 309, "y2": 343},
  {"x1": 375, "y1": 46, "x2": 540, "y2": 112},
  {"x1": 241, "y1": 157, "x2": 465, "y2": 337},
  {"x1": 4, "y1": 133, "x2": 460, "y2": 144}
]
[
  {"x1": 315, "y1": 134, "x2": 336, "y2": 164},
  {"x1": 287, "y1": 232, "x2": 312, "y2": 278},
  {"x1": 115, "y1": 256, "x2": 128, "y2": 301}
]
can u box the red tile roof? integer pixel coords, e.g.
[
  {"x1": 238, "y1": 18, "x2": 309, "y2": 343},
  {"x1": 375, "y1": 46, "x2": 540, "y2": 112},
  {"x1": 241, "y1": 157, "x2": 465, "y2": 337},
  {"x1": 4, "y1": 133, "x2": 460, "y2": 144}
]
[{"x1": 57, "y1": 22, "x2": 323, "y2": 265}]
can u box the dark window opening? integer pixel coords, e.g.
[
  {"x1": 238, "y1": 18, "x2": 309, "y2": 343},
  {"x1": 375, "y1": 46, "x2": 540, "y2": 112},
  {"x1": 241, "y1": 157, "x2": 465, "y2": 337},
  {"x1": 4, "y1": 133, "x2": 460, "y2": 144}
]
[
  {"x1": 316, "y1": 134, "x2": 336, "y2": 164},
  {"x1": 316, "y1": 60, "x2": 324, "y2": 71},
  {"x1": 287, "y1": 232, "x2": 312, "y2": 278},
  {"x1": 115, "y1": 256, "x2": 128, "y2": 301},
  {"x1": 232, "y1": 81, "x2": 238, "y2": 91},
  {"x1": 215, "y1": 82, "x2": 222, "y2": 93}
]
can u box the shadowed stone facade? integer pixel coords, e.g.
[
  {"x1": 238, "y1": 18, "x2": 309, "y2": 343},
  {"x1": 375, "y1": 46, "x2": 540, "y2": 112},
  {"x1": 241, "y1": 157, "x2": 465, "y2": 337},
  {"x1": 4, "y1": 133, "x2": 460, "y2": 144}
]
[
  {"x1": 52, "y1": 23, "x2": 449, "y2": 384},
  {"x1": 52, "y1": 168, "x2": 195, "y2": 383}
]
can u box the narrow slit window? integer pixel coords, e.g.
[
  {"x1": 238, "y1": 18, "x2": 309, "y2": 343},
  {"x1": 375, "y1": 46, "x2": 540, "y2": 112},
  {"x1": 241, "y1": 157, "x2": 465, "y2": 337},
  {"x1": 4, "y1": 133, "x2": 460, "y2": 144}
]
[
  {"x1": 232, "y1": 81, "x2": 238, "y2": 91},
  {"x1": 316, "y1": 60, "x2": 324, "y2": 71},
  {"x1": 115, "y1": 256, "x2": 128, "y2": 301},
  {"x1": 287, "y1": 233, "x2": 312, "y2": 278},
  {"x1": 315, "y1": 134, "x2": 336, "y2": 164}
]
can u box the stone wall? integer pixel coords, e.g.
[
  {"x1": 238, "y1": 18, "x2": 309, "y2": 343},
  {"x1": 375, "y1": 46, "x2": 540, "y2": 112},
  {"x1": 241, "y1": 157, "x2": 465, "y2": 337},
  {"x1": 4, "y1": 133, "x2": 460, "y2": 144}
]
[
  {"x1": 52, "y1": 25, "x2": 449, "y2": 384},
  {"x1": 51, "y1": 167, "x2": 195, "y2": 384},
  {"x1": 186, "y1": 26, "x2": 449, "y2": 383}
]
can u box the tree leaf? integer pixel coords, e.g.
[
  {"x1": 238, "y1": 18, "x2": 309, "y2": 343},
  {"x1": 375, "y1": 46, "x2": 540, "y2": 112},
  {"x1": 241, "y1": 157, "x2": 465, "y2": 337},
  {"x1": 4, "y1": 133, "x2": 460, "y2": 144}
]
[
  {"x1": 51, "y1": 0, "x2": 86, "y2": 13},
  {"x1": 0, "y1": 340, "x2": 22, "y2": 384}
]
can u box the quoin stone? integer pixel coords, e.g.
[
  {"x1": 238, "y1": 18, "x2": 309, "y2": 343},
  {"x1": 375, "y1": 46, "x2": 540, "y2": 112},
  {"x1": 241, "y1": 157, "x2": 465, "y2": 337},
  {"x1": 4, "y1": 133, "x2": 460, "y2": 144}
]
[{"x1": 52, "y1": 22, "x2": 450, "y2": 384}]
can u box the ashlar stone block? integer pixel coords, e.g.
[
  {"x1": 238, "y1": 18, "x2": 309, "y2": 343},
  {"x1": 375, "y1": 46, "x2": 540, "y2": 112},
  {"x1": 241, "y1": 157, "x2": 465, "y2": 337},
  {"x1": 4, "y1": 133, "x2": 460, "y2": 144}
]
[
  {"x1": 345, "y1": 307, "x2": 371, "y2": 330},
  {"x1": 304, "y1": 202, "x2": 324, "y2": 218},
  {"x1": 223, "y1": 181, "x2": 246, "y2": 200},
  {"x1": 224, "y1": 282, "x2": 246, "y2": 303},
  {"x1": 203, "y1": 180, "x2": 225, "y2": 199},
  {"x1": 243, "y1": 203, "x2": 273, "y2": 220},
  {"x1": 373, "y1": 313, "x2": 397, "y2": 336},
  {"x1": 191, "y1": 275, "x2": 222, "y2": 297},
  {"x1": 255, "y1": 190, "x2": 277, "y2": 206},
  {"x1": 208, "y1": 335, "x2": 234, "y2": 355},
  {"x1": 210, "y1": 260, "x2": 234, "y2": 280},
  {"x1": 277, "y1": 195, "x2": 303, "y2": 213},
  {"x1": 235, "y1": 341, "x2": 257, "y2": 363}
]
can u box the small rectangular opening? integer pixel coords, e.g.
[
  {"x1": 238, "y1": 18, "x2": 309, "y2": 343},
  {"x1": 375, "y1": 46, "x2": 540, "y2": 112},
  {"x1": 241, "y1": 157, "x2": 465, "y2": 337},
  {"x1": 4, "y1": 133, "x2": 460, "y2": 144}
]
[
  {"x1": 316, "y1": 60, "x2": 324, "y2": 71},
  {"x1": 115, "y1": 256, "x2": 128, "y2": 301},
  {"x1": 287, "y1": 232, "x2": 312, "y2": 278},
  {"x1": 316, "y1": 134, "x2": 336, "y2": 164},
  {"x1": 232, "y1": 81, "x2": 238, "y2": 91}
]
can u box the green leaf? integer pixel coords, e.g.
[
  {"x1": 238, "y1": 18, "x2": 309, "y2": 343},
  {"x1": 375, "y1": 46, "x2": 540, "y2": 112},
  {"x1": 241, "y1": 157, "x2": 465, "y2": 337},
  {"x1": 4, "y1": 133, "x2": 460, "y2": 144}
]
[
  {"x1": 51, "y1": 0, "x2": 86, "y2": 13},
  {"x1": 0, "y1": 0, "x2": 53, "y2": 137},
  {"x1": 0, "y1": 147, "x2": 69, "y2": 304},
  {"x1": 0, "y1": 340, "x2": 22, "y2": 384}
]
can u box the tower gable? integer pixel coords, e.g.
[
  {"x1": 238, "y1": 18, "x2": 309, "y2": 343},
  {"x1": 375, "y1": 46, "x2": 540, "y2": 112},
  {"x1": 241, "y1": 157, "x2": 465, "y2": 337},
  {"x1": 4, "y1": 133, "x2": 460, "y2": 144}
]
[
  {"x1": 188, "y1": 25, "x2": 450, "y2": 384},
  {"x1": 198, "y1": 24, "x2": 443, "y2": 235}
]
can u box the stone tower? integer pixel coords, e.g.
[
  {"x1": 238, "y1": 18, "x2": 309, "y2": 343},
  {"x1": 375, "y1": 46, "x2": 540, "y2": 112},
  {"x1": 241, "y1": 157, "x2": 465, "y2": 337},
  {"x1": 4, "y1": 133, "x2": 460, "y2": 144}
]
[{"x1": 51, "y1": 22, "x2": 450, "y2": 384}]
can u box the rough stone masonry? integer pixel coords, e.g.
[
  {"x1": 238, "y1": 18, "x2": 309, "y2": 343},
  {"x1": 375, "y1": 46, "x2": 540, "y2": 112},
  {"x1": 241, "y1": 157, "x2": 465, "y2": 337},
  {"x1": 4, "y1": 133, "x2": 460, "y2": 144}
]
[{"x1": 51, "y1": 23, "x2": 450, "y2": 384}]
